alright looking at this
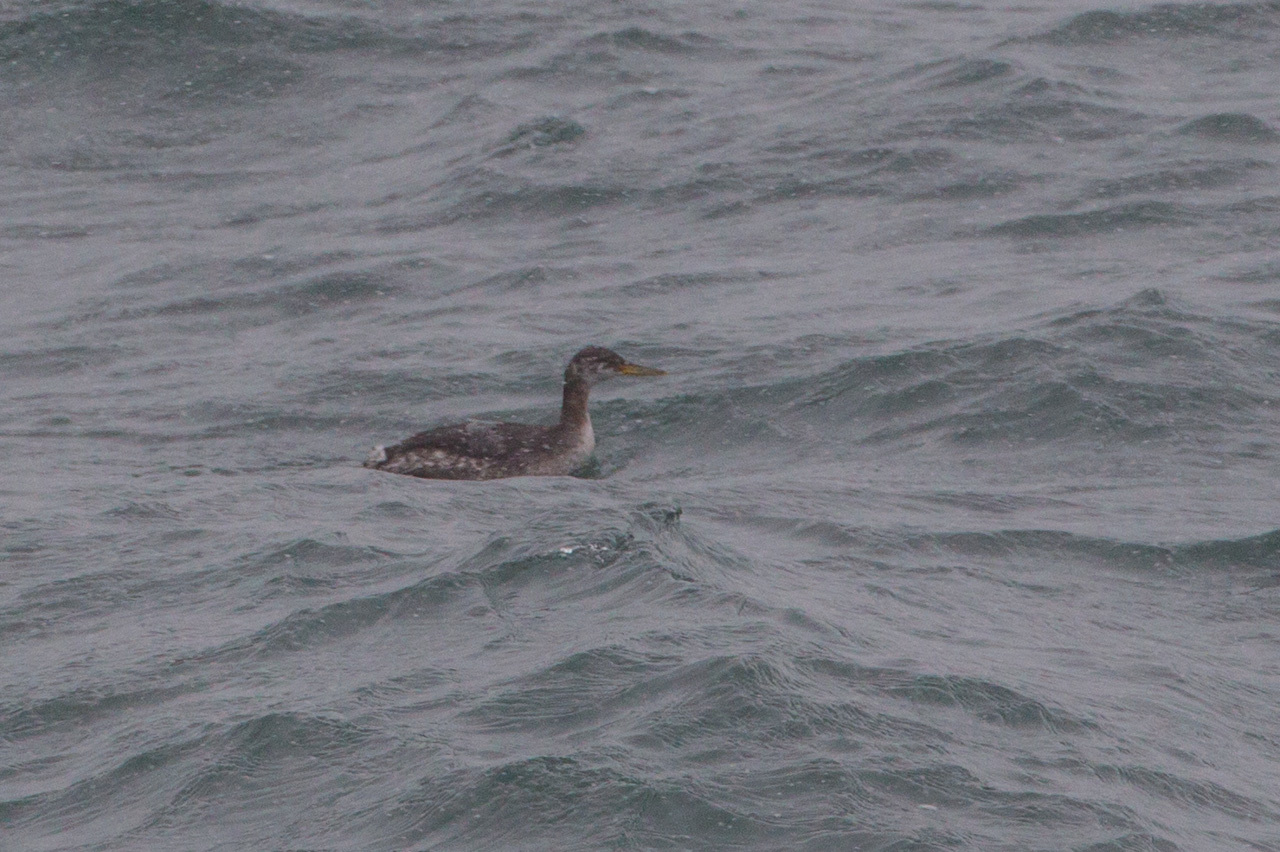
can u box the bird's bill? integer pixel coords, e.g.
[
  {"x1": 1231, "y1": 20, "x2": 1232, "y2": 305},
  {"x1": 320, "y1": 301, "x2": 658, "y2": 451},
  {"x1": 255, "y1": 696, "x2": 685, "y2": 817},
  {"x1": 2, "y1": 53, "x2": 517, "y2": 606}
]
[{"x1": 618, "y1": 362, "x2": 666, "y2": 376}]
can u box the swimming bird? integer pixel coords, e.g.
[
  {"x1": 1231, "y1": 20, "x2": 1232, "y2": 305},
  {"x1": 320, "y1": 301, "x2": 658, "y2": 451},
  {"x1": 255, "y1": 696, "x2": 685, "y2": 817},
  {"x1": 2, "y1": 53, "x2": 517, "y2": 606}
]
[{"x1": 364, "y1": 346, "x2": 666, "y2": 480}]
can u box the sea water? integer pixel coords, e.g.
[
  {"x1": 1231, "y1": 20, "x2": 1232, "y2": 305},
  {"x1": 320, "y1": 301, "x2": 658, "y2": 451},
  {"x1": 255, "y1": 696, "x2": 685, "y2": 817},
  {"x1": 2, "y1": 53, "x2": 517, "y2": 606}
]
[{"x1": 3, "y1": 1, "x2": 1280, "y2": 849}]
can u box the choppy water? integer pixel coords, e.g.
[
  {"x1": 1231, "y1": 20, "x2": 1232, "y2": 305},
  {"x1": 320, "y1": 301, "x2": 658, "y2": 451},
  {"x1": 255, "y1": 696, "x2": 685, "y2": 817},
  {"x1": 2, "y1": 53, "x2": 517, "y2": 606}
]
[{"x1": 4, "y1": 1, "x2": 1280, "y2": 849}]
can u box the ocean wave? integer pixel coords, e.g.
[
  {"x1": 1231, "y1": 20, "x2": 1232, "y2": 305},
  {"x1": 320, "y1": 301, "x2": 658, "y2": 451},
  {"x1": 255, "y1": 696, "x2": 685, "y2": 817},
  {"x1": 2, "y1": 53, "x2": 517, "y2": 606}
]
[
  {"x1": 1176, "y1": 113, "x2": 1280, "y2": 143},
  {"x1": 1089, "y1": 159, "x2": 1269, "y2": 198},
  {"x1": 985, "y1": 201, "x2": 1198, "y2": 237},
  {"x1": 1173, "y1": 528, "x2": 1280, "y2": 570},
  {"x1": 0, "y1": 709, "x2": 371, "y2": 849},
  {"x1": 0, "y1": 344, "x2": 120, "y2": 378},
  {"x1": 892, "y1": 55, "x2": 1147, "y2": 145},
  {"x1": 1033, "y1": 2, "x2": 1280, "y2": 45},
  {"x1": 0, "y1": 0, "x2": 498, "y2": 65},
  {"x1": 770, "y1": 289, "x2": 1280, "y2": 450}
]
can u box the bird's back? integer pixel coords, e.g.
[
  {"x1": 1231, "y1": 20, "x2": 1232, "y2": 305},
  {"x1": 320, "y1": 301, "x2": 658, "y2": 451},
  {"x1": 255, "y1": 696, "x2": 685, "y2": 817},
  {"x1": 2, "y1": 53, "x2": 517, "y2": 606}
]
[{"x1": 365, "y1": 420, "x2": 588, "y2": 480}]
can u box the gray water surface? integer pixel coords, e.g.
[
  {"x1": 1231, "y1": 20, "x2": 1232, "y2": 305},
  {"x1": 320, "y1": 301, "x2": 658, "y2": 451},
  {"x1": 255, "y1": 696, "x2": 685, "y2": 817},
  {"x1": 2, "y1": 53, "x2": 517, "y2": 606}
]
[{"x1": 3, "y1": 1, "x2": 1280, "y2": 849}]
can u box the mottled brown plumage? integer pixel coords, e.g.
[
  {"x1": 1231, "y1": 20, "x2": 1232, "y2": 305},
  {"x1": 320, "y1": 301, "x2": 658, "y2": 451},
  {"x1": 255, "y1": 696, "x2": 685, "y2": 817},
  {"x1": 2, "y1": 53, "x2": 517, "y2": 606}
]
[{"x1": 364, "y1": 347, "x2": 665, "y2": 480}]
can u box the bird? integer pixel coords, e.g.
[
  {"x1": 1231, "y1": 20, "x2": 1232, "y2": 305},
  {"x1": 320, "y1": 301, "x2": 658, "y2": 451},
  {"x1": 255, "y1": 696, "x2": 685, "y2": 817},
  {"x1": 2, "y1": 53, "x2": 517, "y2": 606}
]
[{"x1": 364, "y1": 346, "x2": 666, "y2": 480}]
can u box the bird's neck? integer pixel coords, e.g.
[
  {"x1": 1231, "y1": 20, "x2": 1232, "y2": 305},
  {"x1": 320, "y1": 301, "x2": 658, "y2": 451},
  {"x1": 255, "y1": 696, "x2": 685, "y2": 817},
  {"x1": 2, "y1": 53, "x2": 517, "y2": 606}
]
[{"x1": 560, "y1": 375, "x2": 592, "y2": 432}]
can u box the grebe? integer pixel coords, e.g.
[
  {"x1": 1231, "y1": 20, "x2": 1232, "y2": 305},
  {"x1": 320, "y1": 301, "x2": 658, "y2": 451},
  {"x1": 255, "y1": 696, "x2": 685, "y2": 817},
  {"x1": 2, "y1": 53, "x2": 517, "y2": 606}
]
[{"x1": 364, "y1": 346, "x2": 665, "y2": 480}]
